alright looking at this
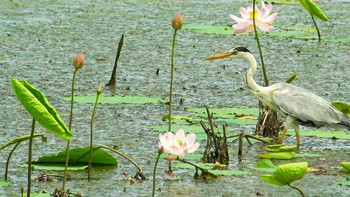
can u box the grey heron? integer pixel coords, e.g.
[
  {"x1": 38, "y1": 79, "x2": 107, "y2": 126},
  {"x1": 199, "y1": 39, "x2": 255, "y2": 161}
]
[{"x1": 206, "y1": 46, "x2": 350, "y2": 146}]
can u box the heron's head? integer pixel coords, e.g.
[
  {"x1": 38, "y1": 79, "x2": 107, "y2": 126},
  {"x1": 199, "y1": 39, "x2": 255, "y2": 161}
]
[{"x1": 205, "y1": 46, "x2": 251, "y2": 60}]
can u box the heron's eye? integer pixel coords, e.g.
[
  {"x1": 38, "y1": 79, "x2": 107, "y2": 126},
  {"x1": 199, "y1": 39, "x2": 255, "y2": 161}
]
[{"x1": 232, "y1": 50, "x2": 238, "y2": 55}]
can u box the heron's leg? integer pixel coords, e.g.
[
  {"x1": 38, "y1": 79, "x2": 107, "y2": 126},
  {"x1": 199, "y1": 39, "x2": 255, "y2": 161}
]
[
  {"x1": 294, "y1": 125, "x2": 301, "y2": 146},
  {"x1": 279, "y1": 127, "x2": 287, "y2": 144}
]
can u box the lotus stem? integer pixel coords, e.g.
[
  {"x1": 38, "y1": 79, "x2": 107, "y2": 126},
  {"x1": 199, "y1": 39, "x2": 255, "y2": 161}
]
[
  {"x1": 69, "y1": 68, "x2": 77, "y2": 128},
  {"x1": 27, "y1": 118, "x2": 35, "y2": 197},
  {"x1": 176, "y1": 157, "x2": 208, "y2": 173},
  {"x1": 310, "y1": 14, "x2": 321, "y2": 42},
  {"x1": 252, "y1": 0, "x2": 268, "y2": 86},
  {"x1": 62, "y1": 67, "x2": 78, "y2": 193},
  {"x1": 288, "y1": 183, "x2": 306, "y2": 197},
  {"x1": 168, "y1": 29, "x2": 177, "y2": 132},
  {"x1": 94, "y1": 145, "x2": 143, "y2": 173},
  {"x1": 4, "y1": 142, "x2": 20, "y2": 181},
  {"x1": 88, "y1": 90, "x2": 101, "y2": 181},
  {"x1": 152, "y1": 152, "x2": 161, "y2": 197},
  {"x1": 3, "y1": 133, "x2": 44, "y2": 181}
]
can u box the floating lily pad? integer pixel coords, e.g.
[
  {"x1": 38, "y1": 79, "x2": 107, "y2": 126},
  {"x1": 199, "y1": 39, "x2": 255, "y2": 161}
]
[
  {"x1": 63, "y1": 95, "x2": 167, "y2": 104},
  {"x1": 187, "y1": 107, "x2": 259, "y2": 126},
  {"x1": 296, "y1": 153, "x2": 321, "y2": 158},
  {"x1": 0, "y1": 180, "x2": 11, "y2": 187},
  {"x1": 260, "y1": 152, "x2": 297, "y2": 160},
  {"x1": 340, "y1": 162, "x2": 350, "y2": 173},
  {"x1": 286, "y1": 130, "x2": 350, "y2": 139},
  {"x1": 266, "y1": 144, "x2": 298, "y2": 152},
  {"x1": 183, "y1": 24, "x2": 233, "y2": 35},
  {"x1": 28, "y1": 146, "x2": 118, "y2": 170},
  {"x1": 335, "y1": 177, "x2": 350, "y2": 186},
  {"x1": 254, "y1": 0, "x2": 300, "y2": 4},
  {"x1": 184, "y1": 24, "x2": 350, "y2": 42},
  {"x1": 172, "y1": 162, "x2": 251, "y2": 176},
  {"x1": 260, "y1": 162, "x2": 308, "y2": 186}
]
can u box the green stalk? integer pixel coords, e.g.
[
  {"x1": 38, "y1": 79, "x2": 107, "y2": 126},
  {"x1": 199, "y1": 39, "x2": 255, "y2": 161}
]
[
  {"x1": 88, "y1": 90, "x2": 101, "y2": 181},
  {"x1": 27, "y1": 118, "x2": 35, "y2": 197},
  {"x1": 168, "y1": 29, "x2": 177, "y2": 132},
  {"x1": 288, "y1": 183, "x2": 306, "y2": 197},
  {"x1": 167, "y1": 29, "x2": 177, "y2": 174},
  {"x1": 310, "y1": 14, "x2": 321, "y2": 42},
  {"x1": 62, "y1": 68, "x2": 78, "y2": 192},
  {"x1": 252, "y1": 0, "x2": 269, "y2": 86},
  {"x1": 4, "y1": 142, "x2": 20, "y2": 181},
  {"x1": 94, "y1": 145, "x2": 143, "y2": 173},
  {"x1": 152, "y1": 152, "x2": 162, "y2": 197},
  {"x1": 69, "y1": 68, "x2": 77, "y2": 130}
]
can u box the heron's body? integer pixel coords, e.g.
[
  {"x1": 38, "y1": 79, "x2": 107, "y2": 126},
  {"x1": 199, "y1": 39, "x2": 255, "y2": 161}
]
[{"x1": 206, "y1": 46, "x2": 350, "y2": 145}]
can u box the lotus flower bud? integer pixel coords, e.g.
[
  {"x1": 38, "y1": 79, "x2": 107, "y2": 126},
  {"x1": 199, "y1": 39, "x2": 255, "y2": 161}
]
[
  {"x1": 72, "y1": 51, "x2": 84, "y2": 69},
  {"x1": 97, "y1": 87, "x2": 102, "y2": 94},
  {"x1": 172, "y1": 13, "x2": 183, "y2": 30}
]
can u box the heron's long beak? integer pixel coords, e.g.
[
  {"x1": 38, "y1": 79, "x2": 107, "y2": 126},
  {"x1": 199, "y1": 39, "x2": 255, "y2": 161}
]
[{"x1": 205, "y1": 51, "x2": 233, "y2": 60}]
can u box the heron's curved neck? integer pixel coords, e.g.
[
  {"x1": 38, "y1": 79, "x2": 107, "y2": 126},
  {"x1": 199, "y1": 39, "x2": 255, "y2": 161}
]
[{"x1": 243, "y1": 53, "x2": 263, "y2": 91}]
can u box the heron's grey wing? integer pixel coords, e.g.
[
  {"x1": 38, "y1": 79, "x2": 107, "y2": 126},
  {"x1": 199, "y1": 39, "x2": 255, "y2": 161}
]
[{"x1": 272, "y1": 84, "x2": 342, "y2": 125}]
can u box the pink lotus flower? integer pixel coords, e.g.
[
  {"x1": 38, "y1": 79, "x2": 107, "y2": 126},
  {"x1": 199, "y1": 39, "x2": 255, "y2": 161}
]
[
  {"x1": 229, "y1": 2, "x2": 278, "y2": 33},
  {"x1": 158, "y1": 129, "x2": 200, "y2": 161}
]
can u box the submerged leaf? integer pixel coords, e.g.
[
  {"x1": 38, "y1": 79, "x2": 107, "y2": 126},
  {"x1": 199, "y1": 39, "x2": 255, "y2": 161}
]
[
  {"x1": 260, "y1": 162, "x2": 308, "y2": 186},
  {"x1": 11, "y1": 79, "x2": 72, "y2": 140}
]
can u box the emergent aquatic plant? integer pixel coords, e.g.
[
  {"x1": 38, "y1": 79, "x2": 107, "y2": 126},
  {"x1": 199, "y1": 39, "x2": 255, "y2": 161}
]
[
  {"x1": 168, "y1": 12, "x2": 183, "y2": 132},
  {"x1": 299, "y1": 0, "x2": 328, "y2": 42},
  {"x1": 260, "y1": 162, "x2": 308, "y2": 197},
  {"x1": 153, "y1": 128, "x2": 200, "y2": 197},
  {"x1": 88, "y1": 87, "x2": 102, "y2": 181},
  {"x1": 62, "y1": 51, "x2": 85, "y2": 195},
  {"x1": 229, "y1": 1, "x2": 280, "y2": 138},
  {"x1": 11, "y1": 78, "x2": 72, "y2": 197}
]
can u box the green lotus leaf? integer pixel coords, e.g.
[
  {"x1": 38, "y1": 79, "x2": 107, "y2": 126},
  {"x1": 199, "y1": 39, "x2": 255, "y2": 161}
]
[
  {"x1": 340, "y1": 162, "x2": 350, "y2": 172},
  {"x1": 260, "y1": 174, "x2": 285, "y2": 186},
  {"x1": 260, "y1": 162, "x2": 308, "y2": 186},
  {"x1": 260, "y1": 152, "x2": 297, "y2": 160},
  {"x1": 0, "y1": 180, "x2": 11, "y2": 187},
  {"x1": 257, "y1": 159, "x2": 277, "y2": 169},
  {"x1": 266, "y1": 144, "x2": 298, "y2": 152},
  {"x1": 11, "y1": 79, "x2": 72, "y2": 140},
  {"x1": 331, "y1": 102, "x2": 350, "y2": 116},
  {"x1": 33, "y1": 146, "x2": 118, "y2": 165},
  {"x1": 299, "y1": 0, "x2": 328, "y2": 21},
  {"x1": 335, "y1": 177, "x2": 350, "y2": 186}
]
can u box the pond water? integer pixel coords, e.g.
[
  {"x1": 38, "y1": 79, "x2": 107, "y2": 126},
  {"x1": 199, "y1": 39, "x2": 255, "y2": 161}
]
[{"x1": 1, "y1": 0, "x2": 350, "y2": 196}]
